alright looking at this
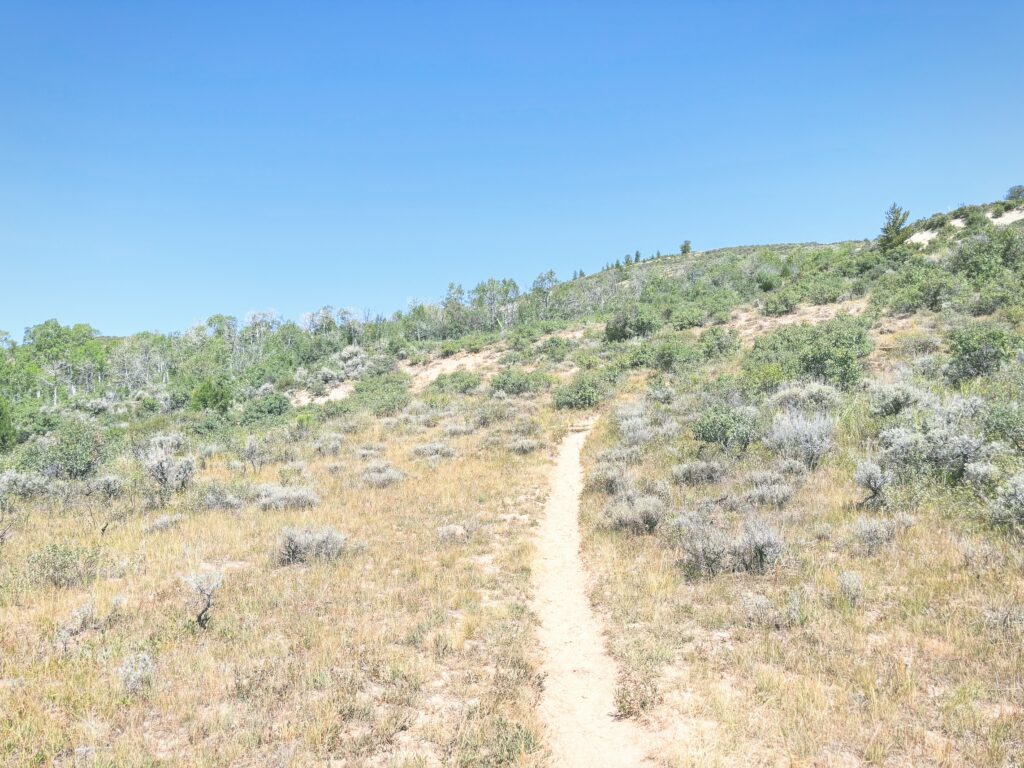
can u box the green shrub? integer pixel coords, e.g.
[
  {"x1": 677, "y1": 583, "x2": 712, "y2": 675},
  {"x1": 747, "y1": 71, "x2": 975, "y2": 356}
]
[
  {"x1": 190, "y1": 377, "x2": 233, "y2": 414},
  {"x1": 692, "y1": 404, "x2": 759, "y2": 453},
  {"x1": 762, "y1": 289, "x2": 798, "y2": 317},
  {"x1": 241, "y1": 393, "x2": 292, "y2": 424},
  {"x1": 742, "y1": 315, "x2": 872, "y2": 391},
  {"x1": 539, "y1": 336, "x2": 571, "y2": 362},
  {"x1": 670, "y1": 303, "x2": 705, "y2": 329},
  {"x1": 605, "y1": 307, "x2": 658, "y2": 341},
  {"x1": 430, "y1": 370, "x2": 481, "y2": 394},
  {"x1": 29, "y1": 543, "x2": 100, "y2": 588},
  {"x1": 945, "y1": 321, "x2": 1018, "y2": 384},
  {"x1": 0, "y1": 397, "x2": 15, "y2": 453},
  {"x1": 554, "y1": 372, "x2": 606, "y2": 410},
  {"x1": 352, "y1": 372, "x2": 411, "y2": 416},
  {"x1": 651, "y1": 337, "x2": 699, "y2": 372},
  {"x1": 490, "y1": 368, "x2": 549, "y2": 396},
  {"x1": 26, "y1": 417, "x2": 106, "y2": 479},
  {"x1": 698, "y1": 327, "x2": 739, "y2": 360}
]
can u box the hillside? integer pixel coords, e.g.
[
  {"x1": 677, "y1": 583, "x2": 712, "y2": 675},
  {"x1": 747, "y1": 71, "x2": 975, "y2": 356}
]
[{"x1": 2, "y1": 190, "x2": 1024, "y2": 766}]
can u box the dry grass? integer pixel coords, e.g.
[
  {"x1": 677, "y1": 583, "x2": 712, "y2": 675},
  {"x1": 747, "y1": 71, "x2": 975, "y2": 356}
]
[
  {"x1": 578, "y1": 376, "x2": 1024, "y2": 766},
  {"x1": 0, "y1": 397, "x2": 569, "y2": 766}
]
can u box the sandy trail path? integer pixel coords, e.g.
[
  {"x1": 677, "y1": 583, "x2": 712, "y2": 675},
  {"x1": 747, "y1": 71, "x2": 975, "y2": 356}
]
[{"x1": 532, "y1": 424, "x2": 653, "y2": 767}]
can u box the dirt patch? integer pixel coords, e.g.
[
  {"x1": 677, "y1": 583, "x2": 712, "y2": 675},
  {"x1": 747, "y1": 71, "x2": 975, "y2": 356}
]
[
  {"x1": 288, "y1": 381, "x2": 355, "y2": 407},
  {"x1": 990, "y1": 208, "x2": 1024, "y2": 226},
  {"x1": 728, "y1": 297, "x2": 868, "y2": 345},
  {"x1": 401, "y1": 348, "x2": 503, "y2": 392},
  {"x1": 908, "y1": 229, "x2": 939, "y2": 246},
  {"x1": 531, "y1": 425, "x2": 656, "y2": 767}
]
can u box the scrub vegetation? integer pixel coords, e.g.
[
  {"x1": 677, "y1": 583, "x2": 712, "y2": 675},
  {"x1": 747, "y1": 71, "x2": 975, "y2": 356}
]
[{"x1": 2, "y1": 189, "x2": 1023, "y2": 765}]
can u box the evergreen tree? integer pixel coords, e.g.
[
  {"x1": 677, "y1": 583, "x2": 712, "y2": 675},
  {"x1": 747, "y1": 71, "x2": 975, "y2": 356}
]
[
  {"x1": 680, "y1": 240, "x2": 692, "y2": 255},
  {"x1": 879, "y1": 203, "x2": 910, "y2": 253}
]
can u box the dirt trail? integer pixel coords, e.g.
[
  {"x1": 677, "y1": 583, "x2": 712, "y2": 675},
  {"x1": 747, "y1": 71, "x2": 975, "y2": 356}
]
[{"x1": 532, "y1": 425, "x2": 653, "y2": 767}]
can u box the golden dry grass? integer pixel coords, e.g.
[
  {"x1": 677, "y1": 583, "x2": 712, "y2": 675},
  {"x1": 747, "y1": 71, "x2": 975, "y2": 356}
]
[
  {"x1": 578, "y1": 372, "x2": 1024, "y2": 766},
  {"x1": 0, "y1": 397, "x2": 571, "y2": 767}
]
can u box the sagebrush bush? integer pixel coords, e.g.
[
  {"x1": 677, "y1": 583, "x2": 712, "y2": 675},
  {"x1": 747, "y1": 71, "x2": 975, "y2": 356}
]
[
  {"x1": 671, "y1": 460, "x2": 725, "y2": 486},
  {"x1": 508, "y1": 438, "x2": 541, "y2": 455},
  {"x1": 731, "y1": 518, "x2": 784, "y2": 574},
  {"x1": 145, "y1": 451, "x2": 195, "y2": 503},
  {"x1": 837, "y1": 571, "x2": 864, "y2": 606},
  {"x1": 118, "y1": 652, "x2": 155, "y2": 695},
  {"x1": 852, "y1": 517, "x2": 896, "y2": 555},
  {"x1": 436, "y1": 524, "x2": 469, "y2": 543},
  {"x1": 413, "y1": 441, "x2": 454, "y2": 459},
  {"x1": 277, "y1": 526, "x2": 348, "y2": 565},
  {"x1": 442, "y1": 422, "x2": 475, "y2": 437},
  {"x1": 144, "y1": 514, "x2": 184, "y2": 533},
  {"x1": 184, "y1": 571, "x2": 223, "y2": 628},
  {"x1": 869, "y1": 382, "x2": 926, "y2": 417},
  {"x1": 200, "y1": 483, "x2": 243, "y2": 511},
  {"x1": 362, "y1": 462, "x2": 405, "y2": 487},
  {"x1": 989, "y1": 473, "x2": 1024, "y2": 530},
  {"x1": 588, "y1": 463, "x2": 630, "y2": 495},
  {"x1": 743, "y1": 482, "x2": 793, "y2": 509},
  {"x1": 854, "y1": 460, "x2": 887, "y2": 505},
  {"x1": 670, "y1": 513, "x2": 730, "y2": 579},
  {"x1": 766, "y1": 412, "x2": 834, "y2": 468},
  {"x1": 769, "y1": 381, "x2": 841, "y2": 412},
  {"x1": 605, "y1": 494, "x2": 666, "y2": 534},
  {"x1": 256, "y1": 484, "x2": 320, "y2": 511}
]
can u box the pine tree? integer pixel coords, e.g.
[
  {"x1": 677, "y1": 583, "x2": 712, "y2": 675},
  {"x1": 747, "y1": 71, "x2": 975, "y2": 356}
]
[{"x1": 879, "y1": 203, "x2": 910, "y2": 254}]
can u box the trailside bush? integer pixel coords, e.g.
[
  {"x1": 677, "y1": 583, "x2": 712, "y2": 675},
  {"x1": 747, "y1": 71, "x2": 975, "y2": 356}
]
[
  {"x1": 945, "y1": 321, "x2": 1018, "y2": 384},
  {"x1": 553, "y1": 372, "x2": 606, "y2": 409}
]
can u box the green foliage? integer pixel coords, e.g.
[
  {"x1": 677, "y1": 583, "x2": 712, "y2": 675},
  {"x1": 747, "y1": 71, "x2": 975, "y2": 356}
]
[
  {"x1": 670, "y1": 303, "x2": 705, "y2": 329},
  {"x1": 28, "y1": 543, "x2": 101, "y2": 588},
  {"x1": 351, "y1": 372, "x2": 411, "y2": 416},
  {"x1": 698, "y1": 327, "x2": 739, "y2": 359},
  {"x1": 742, "y1": 315, "x2": 873, "y2": 391},
  {"x1": 873, "y1": 260, "x2": 967, "y2": 315},
  {"x1": 553, "y1": 371, "x2": 607, "y2": 410},
  {"x1": 1007, "y1": 185, "x2": 1024, "y2": 202},
  {"x1": 762, "y1": 289, "x2": 798, "y2": 317},
  {"x1": 878, "y1": 203, "x2": 910, "y2": 254},
  {"x1": 48, "y1": 417, "x2": 105, "y2": 479},
  {"x1": 490, "y1": 368, "x2": 549, "y2": 396},
  {"x1": 605, "y1": 307, "x2": 658, "y2": 341},
  {"x1": 692, "y1": 404, "x2": 759, "y2": 453},
  {"x1": 0, "y1": 396, "x2": 15, "y2": 452},
  {"x1": 538, "y1": 336, "x2": 571, "y2": 362},
  {"x1": 241, "y1": 393, "x2": 292, "y2": 424},
  {"x1": 190, "y1": 377, "x2": 233, "y2": 414},
  {"x1": 945, "y1": 320, "x2": 1019, "y2": 384},
  {"x1": 430, "y1": 370, "x2": 482, "y2": 395},
  {"x1": 649, "y1": 337, "x2": 699, "y2": 372}
]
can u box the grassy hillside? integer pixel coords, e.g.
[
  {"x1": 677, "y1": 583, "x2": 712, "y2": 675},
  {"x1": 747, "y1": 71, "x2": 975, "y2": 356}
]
[{"x1": 2, "y1": 191, "x2": 1024, "y2": 765}]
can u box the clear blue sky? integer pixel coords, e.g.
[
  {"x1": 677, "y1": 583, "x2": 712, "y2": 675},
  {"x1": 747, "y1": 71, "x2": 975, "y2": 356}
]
[{"x1": 2, "y1": 1, "x2": 1021, "y2": 338}]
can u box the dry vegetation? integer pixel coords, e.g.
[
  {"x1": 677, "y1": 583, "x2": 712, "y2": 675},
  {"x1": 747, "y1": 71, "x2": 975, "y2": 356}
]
[{"x1": 0, "y1": 392, "x2": 574, "y2": 766}]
